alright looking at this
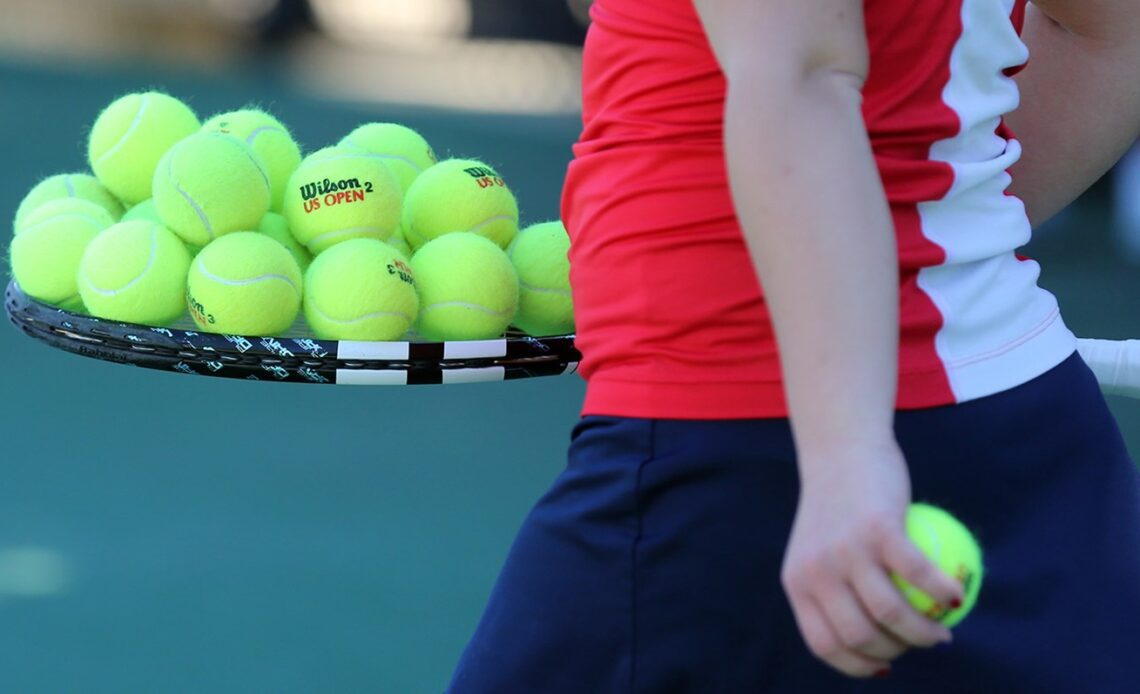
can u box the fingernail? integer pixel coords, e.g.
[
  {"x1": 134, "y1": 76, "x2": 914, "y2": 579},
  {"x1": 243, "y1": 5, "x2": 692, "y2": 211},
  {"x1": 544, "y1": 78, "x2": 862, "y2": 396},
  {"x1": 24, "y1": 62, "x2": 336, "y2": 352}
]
[
  {"x1": 949, "y1": 598, "x2": 963, "y2": 609},
  {"x1": 874, "y1": 668, "x2": 891, "y2": 679}
]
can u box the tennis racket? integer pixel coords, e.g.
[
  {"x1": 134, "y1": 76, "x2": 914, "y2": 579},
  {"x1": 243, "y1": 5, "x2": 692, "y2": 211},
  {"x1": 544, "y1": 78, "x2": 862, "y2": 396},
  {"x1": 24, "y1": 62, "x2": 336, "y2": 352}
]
[{"x1": 5, "y1": 280, "x2": 581, "y2": 385}]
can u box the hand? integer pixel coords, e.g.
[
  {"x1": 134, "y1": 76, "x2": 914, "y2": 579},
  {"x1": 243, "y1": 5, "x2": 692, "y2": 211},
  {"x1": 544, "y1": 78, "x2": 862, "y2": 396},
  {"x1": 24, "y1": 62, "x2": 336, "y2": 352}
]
[{"x1": 780, "y1": 438, "x2": 964, "y2": 677}]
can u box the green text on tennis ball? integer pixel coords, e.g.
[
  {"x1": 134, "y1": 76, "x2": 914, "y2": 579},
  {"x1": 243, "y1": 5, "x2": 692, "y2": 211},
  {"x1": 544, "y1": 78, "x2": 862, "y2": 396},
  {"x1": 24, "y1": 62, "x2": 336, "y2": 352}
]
[
  {"x1": 78, "y1": 221, "x2": 192, "y2": 326},
  {"x1": 304, "y1": 238, "x2": 418, "y2": 341},
  {"x1": 893, "y1": 503, "x2": 983, "y2": 628},
  {"x1": 402, "y1": 158, "x2": 519, "y2": 251},
  {"x1": 153, "y1": 132, "x2": 271, "y2": 247},
  {"x1": 186, "y1": 231, "x2": 302, "y2": 336},
  {"x1": 338, "y1": 122, "x2": 437, "y2": 193},
  {"x1": 14, "y1": 173, "x2": 124, "y2": 228},
  {"x1": 283, "y1": 147, "x2": 403, "y2": 255},
  {"x1": 10, "y1": 199, "x2": 116, "y2": 312},
  {"x1": 410, "y1": 232, "x2": 519, "y2": 341},
  {"x1": 258, "y1": 212, "x2": 313, "y2": 273},
  {"x1": 508, "y1": 220, "x2": 574, "y2": 336},
  {"x1": 87, "y1": 91, "x2": 200, "y2": 204},
  {"x1": 202, "y1": 109, "x2": 303, "y2": 212}
]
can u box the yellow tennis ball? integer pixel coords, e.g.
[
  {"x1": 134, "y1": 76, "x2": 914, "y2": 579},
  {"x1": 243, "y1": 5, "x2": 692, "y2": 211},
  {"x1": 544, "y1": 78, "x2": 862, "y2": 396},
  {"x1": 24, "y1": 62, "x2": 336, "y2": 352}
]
[
  {"x1": 893, "y1": 503, "x2": 984, "y2": 628},
  {"x1": 14, "y1": 173, "x2": 124, "y2": 228},
  {"x1": 258, "y1": 212, "x2": 313, "y2": 273},
  {"x1": 78, "y1": 220, "x2": 192, "y2": 326},
  {"x1": 303, "y1": 238, "x2": 418, "y2": 341},
  {"x1": 152, "y1": 132, "x2": 272, "y2": 247},
  {"x1": 410, "y1": 232, "x2": 518, "y2": 341},
  {"x1": 283, "y1": 146, "x2": 403, "y2": 255},
  {"x1": 122, "y1": 199, "x2": 161, "y2": 223},
  {"x1": 386, "y1": 226, "x2": 413, "y2": 258},
  {"x1": 202, "y1": 109, "x2": 303, "y2": 212},
  {"x1": 9, "y1": 199, "x2": 116, "y2": 312},
  {"x1": 87, "y1": 91, "x2": 201, "y2": 204},
  {"x1": 508, "y1": 220, "x2": 573, "y2": 336},
  {"x1": 186, "y1": 232, "x2": 302, "y2": 336},
  {"x1": 338, "y1": 122, "x2": 437, "y2": 193},
  {"x1": 402, "y1": 159, "x2": 519, "y2": 250}
]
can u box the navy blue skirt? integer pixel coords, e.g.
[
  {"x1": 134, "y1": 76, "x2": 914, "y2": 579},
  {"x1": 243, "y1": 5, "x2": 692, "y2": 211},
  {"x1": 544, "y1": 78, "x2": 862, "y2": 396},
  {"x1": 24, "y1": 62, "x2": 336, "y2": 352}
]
[{"x1": 449, "y1": 353, "x2": 1140, "y2": 692}]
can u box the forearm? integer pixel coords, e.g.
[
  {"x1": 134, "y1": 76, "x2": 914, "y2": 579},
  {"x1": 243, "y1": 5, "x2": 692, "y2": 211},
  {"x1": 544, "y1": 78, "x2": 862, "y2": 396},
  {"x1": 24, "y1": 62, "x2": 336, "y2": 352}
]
[
  {"x1": 723, "y1": 71, "x2": 898, "y2": 468},
  {"x1": 1008, "y1": 2, "x2": 1140, "y2": 226}
]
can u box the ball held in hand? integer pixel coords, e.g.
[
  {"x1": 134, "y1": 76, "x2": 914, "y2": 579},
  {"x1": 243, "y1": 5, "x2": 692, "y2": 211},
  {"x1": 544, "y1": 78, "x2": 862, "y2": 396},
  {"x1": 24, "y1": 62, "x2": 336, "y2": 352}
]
[{"x1": 894, "y1": 503, "x2": 983, "y2": 627}]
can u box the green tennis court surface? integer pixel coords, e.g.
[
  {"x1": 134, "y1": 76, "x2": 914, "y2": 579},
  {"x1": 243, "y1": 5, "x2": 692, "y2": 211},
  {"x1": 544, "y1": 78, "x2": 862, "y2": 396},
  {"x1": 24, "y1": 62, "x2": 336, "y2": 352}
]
[{"x1": 1, "y1": 56, "x2": 1138, "y2": 692}]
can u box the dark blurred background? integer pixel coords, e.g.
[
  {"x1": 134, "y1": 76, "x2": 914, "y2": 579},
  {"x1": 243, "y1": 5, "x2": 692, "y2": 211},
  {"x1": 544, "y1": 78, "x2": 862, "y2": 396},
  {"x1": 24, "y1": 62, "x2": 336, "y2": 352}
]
[{"x1": 1, "y1": 1, "x2": 1139, "y2": 692}]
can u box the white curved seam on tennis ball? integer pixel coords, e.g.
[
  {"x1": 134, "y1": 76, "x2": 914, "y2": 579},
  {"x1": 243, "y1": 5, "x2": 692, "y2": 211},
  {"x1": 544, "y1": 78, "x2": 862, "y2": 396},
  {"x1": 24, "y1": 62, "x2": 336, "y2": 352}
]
[
  {"x1": 421, "y1": 301, "x2": 514, "y2": 318},
  {"x1": 95, "y1": 93, "x2": 147, "y2": 167},
  {"x1": 223, "y1": 133, "x2": 273, "y2": 195},
  {"x1": 340, "y1": 142, "x2": 425, "y2": 174},
  {"x1": 341, "y1": 138, "x2": 426, "y2": 173},
  {"x1": 18, "y1": 212, "x2": 108, "y2": 236},
  {"x1": 307, "y1": 225, "x2": 391, "y2": 248},
  {"x1": 63, "y1": 175, "x2": 77, "y2": 197},
  {"x1": 82, "y1": 225, "x2": 159, "y2": 296},
  {"x1": 194, "y1": 257, "x2": 301, "y2": 297},
  {"x1": 245, "y1": 125, "x2": 287, "y2": 148},
  {"x1": 518, "y1": 280, "x2": 571, "y2": 297},
  {"x1": 173, "y1": 163, "x2": 215, "y2": 242},
  {"x1": 467, "y1": 215, "x2": 516, "y2": 233},
  {"x1": 307, "y1": 302, "x2": 413, "y2": 326}
]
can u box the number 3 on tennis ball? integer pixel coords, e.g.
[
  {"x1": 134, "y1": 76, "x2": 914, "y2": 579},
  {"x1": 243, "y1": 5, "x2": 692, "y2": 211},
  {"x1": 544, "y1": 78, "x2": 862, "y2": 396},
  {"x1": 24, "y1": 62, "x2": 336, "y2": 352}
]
[{"x1": 893, "y1": 503, "x2": 983, "y2": 627}]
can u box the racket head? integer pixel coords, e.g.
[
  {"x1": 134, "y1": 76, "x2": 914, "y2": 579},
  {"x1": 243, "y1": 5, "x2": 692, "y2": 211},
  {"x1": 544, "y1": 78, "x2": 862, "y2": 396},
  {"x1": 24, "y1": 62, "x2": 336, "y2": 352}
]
[{"x1": 4, "y1": 280, "x2": 580, "y2": 385}]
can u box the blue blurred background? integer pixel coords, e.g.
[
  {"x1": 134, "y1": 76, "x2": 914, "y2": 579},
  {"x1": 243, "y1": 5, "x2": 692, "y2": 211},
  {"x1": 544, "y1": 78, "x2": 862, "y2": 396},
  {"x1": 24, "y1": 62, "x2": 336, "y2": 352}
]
[{"x1": 1, "y1": 1, "x2": 1138, "y2": 691}]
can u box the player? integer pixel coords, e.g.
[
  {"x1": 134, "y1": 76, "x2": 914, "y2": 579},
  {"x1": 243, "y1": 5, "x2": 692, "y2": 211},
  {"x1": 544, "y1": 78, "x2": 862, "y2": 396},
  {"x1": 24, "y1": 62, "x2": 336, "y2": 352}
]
[{"x1": 449, "y1": 0, "x2": 1140, "y2": 690}]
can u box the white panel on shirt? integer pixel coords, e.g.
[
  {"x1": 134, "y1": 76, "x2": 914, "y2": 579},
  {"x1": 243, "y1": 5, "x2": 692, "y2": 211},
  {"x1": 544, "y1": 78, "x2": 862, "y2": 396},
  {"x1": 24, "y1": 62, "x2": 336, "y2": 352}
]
[{"x1": 916, "y1": 0, "x2": 1076, "y2": 403}]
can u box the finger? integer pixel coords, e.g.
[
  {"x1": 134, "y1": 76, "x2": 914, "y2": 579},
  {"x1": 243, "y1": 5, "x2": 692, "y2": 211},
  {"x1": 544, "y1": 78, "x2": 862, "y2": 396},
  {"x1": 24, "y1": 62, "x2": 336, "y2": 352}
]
[
  {"x1": 882, "y1": 533, "x2": 964, "y2": 614},
  {"x1": 822, "y1": 580, "x2": 909, "y2": 662},
  {"x1": 852, "y1": 562, "x2": 953, "y2": 647},
  {"x1": 790, "y1": 593, "x2": 892, "y2": 677}
]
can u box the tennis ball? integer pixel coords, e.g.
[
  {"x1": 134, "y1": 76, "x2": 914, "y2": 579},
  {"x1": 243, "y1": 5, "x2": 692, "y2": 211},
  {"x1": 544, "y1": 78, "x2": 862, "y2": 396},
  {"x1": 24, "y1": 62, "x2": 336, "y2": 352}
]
[
  {"x1": 304, "y1": 238, "x2": 418, "y2": 341},
  {"x1": 87, "y1": 91, "x2": 201, "y2": 204},
  {"x1": 894, "y1": 503, "x2": 983, "y2": 628},
  {"x1": 258, "y1": 212, "x2": 312, "y2": 273},
  {"x1": 508, "y1": 220, "x2": 573, "y2": 336},
  {"x1": 410, "y1": 232, "x2": 518, "y2": 341},
  {"x1": 283, "y1": 146, "x2": 403, "y2": 254},
  {"x1": 386, "y1": 225, "x2": 413, "y2": 258},
  {"x1": 402, "y1": 159, "x2": 519, "y2": 251},
  {"x1": 9, "y1": 199, "x2": 116, "y2": 312},
  {"x1": 338, "y1": 122, "x2": 437, "y2": 193},
  {"x1": 78, "y1": 220, "x2": 192, "y2": 326},
  {"x1": 152, "y1": 132, "x2": 271, "y2": 247},
  {"x1": 14, "y1": 173, "x2": 124, "y2": 228},
  {"x1": 186, "y1": 232, "x2": 302, "y2": 336},
  {"x1": 122, "y1": 199, "x2": 161, "y2": 223},
  {"x1": 202, "y1": 109, "x2": 303, "y2": 212}
]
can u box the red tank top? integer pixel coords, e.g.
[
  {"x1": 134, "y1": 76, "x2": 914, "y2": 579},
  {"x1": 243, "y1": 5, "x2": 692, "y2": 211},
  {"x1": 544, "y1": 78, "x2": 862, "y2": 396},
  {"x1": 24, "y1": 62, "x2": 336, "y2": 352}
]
[{"x1": 562, "y1": 0, "x2": 1075, "y2": 419}]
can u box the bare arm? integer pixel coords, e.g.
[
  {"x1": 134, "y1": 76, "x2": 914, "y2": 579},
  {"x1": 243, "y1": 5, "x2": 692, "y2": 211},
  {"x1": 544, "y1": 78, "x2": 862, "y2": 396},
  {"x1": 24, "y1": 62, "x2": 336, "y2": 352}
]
[
  {"x1": 693, "y1": 0, "x2": 959, "y2": 678},
  {"x1": 1007, "y1": 0, "x2": 1140, "y2": 226}
]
